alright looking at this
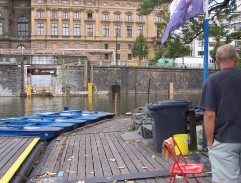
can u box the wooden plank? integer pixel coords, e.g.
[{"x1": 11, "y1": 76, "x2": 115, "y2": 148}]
[
  {"x1": 55, "y1": 135, "x2": 72, "y2": 173},
  {"x1": 84, "y1": 170, "x2": 169, "y2": 183},
  {"x1": 29, "y1": 140, "x2": 55, "y2": 177},
  {"x1": 94, "y1": 133, "x2": 112, "y2": 177},
  {"x1": 90, "y1": 134, "x2": 103, "y2": 177},
  {"x1": 40, "y1": 136, "x2": 67, "y2": 174},
  {"x1": 112, "y1": 133, "x2": 149, "y2": 173},
  {"x1": 99, "y1": 133, "x2": 121, "y2": 176},
  {"x1": 85, "y1": 134, "x2": 94, "y2": 178},
  {"x1": 77, "y1": 135, "x2": 86, "y2": 180},
  {"x1": 0, "y1": 137, "x2": 18, "y2": 158},
  {"x1": 104, "y1": 133, "x2": 129, "y2": 175},
  {"x1": 62, "y1": 134, "x2": 76, "y2": 180},
  {"x1": 68, "y1": 134, "x2": 81, "y2": 182},
  {"x1": 115, "y1": 132, "x2": 166, "y2": 183},
  {"x1": 0, "y1": 138, "x2": 39, "y2": 183},
  {"x1": 0, "y1": 137, "x2": 29, "y2": 177}
]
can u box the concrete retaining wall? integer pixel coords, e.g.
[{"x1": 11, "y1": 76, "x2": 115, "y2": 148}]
[{"x1": 0, "y1": 65, "x2": 216, "y2": 96}]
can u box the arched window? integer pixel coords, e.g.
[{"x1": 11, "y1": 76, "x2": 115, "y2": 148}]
[
  {"x1": 17, "y1": 45, "x2": 26, "y2": 49},
  {"x1": 18, "y1": 17, "x2": 28, "y2": 36}
]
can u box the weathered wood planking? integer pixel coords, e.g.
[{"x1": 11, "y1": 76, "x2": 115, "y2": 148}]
[
  {"x1": 0, "y1": 137, "x2": 38, "y2": 180},
  {"x1": 30, "y1": 118, "x2": 212, "y2": 183}
]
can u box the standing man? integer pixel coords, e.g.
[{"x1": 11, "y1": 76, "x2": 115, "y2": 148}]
[{"x1": 199, "y1": 44, "x2": 241, "y2": 183}]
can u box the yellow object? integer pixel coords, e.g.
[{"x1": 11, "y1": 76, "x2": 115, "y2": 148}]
[
  {"x1": 0, "y1": 138, "x2": 40, "y2": 183},
  {"x1": 173, "y1": 134, "x2": 189, "y2": 155},
  {"x1": 88, "y1": 96, "x2": 93, "y2": 111},
  {"x1": 27, "y1": 84, "x2": 31, "y2": 96},
  {"x1": 88, "y1": 83, "x2": 93, "y2": 97}
]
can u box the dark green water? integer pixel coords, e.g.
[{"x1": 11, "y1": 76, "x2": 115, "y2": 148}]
[{"x1": 0, "y1": 93, "x2": 201, "y2": 118}]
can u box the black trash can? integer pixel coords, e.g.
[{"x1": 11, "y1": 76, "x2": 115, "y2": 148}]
[{"x1": 148, "y1": 100, "x2": 190, "y2": 152}]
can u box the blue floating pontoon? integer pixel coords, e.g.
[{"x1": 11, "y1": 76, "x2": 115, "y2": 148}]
[
  {"x1": 0, "y1": 109, "x2": 115, "y2": 140},
  {"x1": 0, "y1": 126, "x2": 63, "y2": 140}
]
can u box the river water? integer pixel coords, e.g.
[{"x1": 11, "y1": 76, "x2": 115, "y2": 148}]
[{"x1": 0, "y1": 93, "x2": 201, "y2": 118}]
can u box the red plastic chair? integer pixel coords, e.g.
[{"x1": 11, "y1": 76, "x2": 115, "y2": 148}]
[{"x1": 163, "y1": 139, "x2": 204, "y2": 183}]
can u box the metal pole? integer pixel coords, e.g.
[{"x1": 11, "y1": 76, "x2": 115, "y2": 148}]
[
  {"x1": 115, "y1": 33, "x2": 118, "y2": 65},
  {"x1": 203, "y1": 0, "x2": 209, "y2": 150}
]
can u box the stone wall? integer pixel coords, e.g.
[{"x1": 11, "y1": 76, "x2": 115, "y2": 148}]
[
  {"x1": 0, "y1": 65, "x2": 216, "y2": 96},
  {"x1": 0, "y1": 65, "x2": 20, "y2": 96},
  {"x1": 93, "y1": 66, "x2": 215, "y2": 94}
]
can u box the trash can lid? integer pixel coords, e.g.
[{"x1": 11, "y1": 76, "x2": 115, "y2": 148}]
[{"x1": 148, "y1": 99, "x2": 190, "y2": 110}]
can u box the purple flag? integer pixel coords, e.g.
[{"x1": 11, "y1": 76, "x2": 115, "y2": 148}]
[{"x1": 161, "y1": 0, "x2": 204, "y2": 45}]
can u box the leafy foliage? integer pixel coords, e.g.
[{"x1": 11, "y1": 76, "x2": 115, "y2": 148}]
[
  {"x1": 132, "y1": 33, "x2": 148, "y2": 66},
  {"x1": 138, "y1": 0, "x2": 241, "y2": 65}
]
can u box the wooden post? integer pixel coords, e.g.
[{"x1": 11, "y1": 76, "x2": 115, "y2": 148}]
[
  {"x1": 20, "y1": 60, "x2": 27, "y2": 97},
  {"x1": 189, "y1": 108, "x2": 197, "y2": 150},
  {"x1": 168, "y1": 82, "x2": 174, "y2": 99}
]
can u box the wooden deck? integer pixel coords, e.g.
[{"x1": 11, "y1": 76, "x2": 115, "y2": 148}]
[
  {"x1": 29, "y1": 118, "x2": 212, "y2": 183},
  {"x1": 0, "y1": 136, "x2": 40, "y2": 182}
]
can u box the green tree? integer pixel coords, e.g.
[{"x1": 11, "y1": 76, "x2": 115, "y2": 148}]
[
  {"x1": 138, "y1": 0, "x2": 240, "y2": 65},
  {"x1": 132, "y1": 33, "x2": 148, "y2": 66}
]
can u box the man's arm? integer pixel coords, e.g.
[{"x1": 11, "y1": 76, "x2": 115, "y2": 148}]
[{"x1": 204, "y1": 110, "x2": 216, "y2": 148}]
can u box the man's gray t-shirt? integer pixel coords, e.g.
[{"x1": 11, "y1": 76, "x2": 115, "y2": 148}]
[{"x1": 199, "y1": 68, "x2": 241, "y2": 143}]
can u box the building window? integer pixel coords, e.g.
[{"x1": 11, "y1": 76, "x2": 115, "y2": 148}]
[
  {"x1": 74, "y1": 0, "x2": 80, "y2": 4},
  {"x1": 126, "y1": 14, "x2": 132, "y2": 21},
  {"x1": 52, "y1": 11, "x2": 58, "y2": 19},
  {"x1": 117, "y1": 44, "x2": 120, "y2": 50},
  {"x1": 127, "y1": 26, "x2": 132, "y2": 37},
  {"x1": 18, "y1": 17, "x2": 29, "y2": 36},
  {"x1": 128, "y1": 54, "x2": 132, "y2": 60},
  {"x1": 64, "y1": 43, "x2": 69, "y2": 49},
  {"x1": 128, "y1": 44, "x2": 132, "y2": 50},
  {"x1": 17, "y1": 45, "x2": 26, "y2": 49},
  {"x1": 37, "y1": 23, "x2": 44, "y2": 35},
  {"x1": 104, "y1": 54, "x2": 109, "y2": 60},
  {"x1": 0, "y1": 12, "x2": 2, "y2": 17},
  {"x1": 0, "y1": 23, "x2": 3, "y2": 35},
  {"x1": 62, "y1": 23, "x2": 69, "y2": 36},
  {"x1": 104, "y1": 44, "x2": 108, "y2": 49},
  {"x1": 198, "y1": 51, "x2": 204, "y2": 56},
  {"x1": 74, "y1": 24, "x2": 80, "y2": 36},
  {"x1": 137, "y1": 26, "x2": 143, "y2": 35},
  {"x1": 115, "y1": 25, "x2": 121, "y2": 37},
  {"x1": 51, "y1": 0, "x2": 57, "y2": 3},
  {"x1": 198, "y1": 41, "x2": 204, "y2": 47},
  {"x1": 103, "y1": 13, "x2": 109, "y2": 21},
  {"x1": 38, "y1": 42, "x2": 43, "y2": 49},
  {"x1": 87, "y1": 12, "x2": 93, "y2": 20},
  {"x1": 115, "y1": 3, "x2": 120, "y2": 7},
  {"x1": 157, "y1": 28, "x2": 161, "y2": 37},
  {"x1": 74, "y1": 12, "x2": 79, "y2": 19},
  {"x1": 63, "y1": 12, "x2": 68, "y2": 19},
  {"x1": 137, "y1": 15, "x2": 143, "y2": 22},
  {"x1": 87, "y1": 24, "x2": 93, "y2": 36},
  {"x1": 63, "y1": 0, "x2": 68, "y2": 3},
  {"x1": 235, "y1": 41, "x2": 240, "y2": 48},
  {"x1": 103, "y1": 2, "x2": 108, "y2": 6},
  {"x1": 117, "y1": 53, "x2": 120, "y2": 60},
  {"x1": 75, "y1": 43, "x2": 80, "y2": 49},
  {"x1": 126, "y1": 3, "x2": 131, "y2": 7},
  {"x1": 37, "y1": 0, "x2": 43, "y2": 3},
  {"x1": 87, "y1": 43, "x2": 93, "y2": 49},
  {"x1": 103, "y1": 25, "x2": 109, "y2": 37},
  {"x1": 51, "y1": 23, "x2": 58, "y2": 36},
  {"x1": 37, "y1": 11, "x2": 44, "y2": 19},
  {"x1": 156, "y1": 15, "x2": 161, "y2": 22},
  {"x1": 114, "y1": 14, "x2": 120, "y2": 21}
]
